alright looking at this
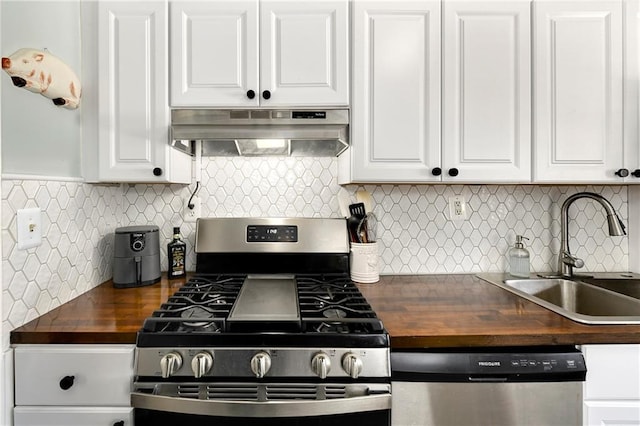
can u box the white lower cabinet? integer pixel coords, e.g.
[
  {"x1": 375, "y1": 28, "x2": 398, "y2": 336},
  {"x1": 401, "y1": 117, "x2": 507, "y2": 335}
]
[
  {"x1": 14, "y1": 407, "x2": 133, "y2": 426},
  {"x1": 582, "y1": 344, "x2": 640, "y2": 426},
  {"x1": 13, "y1": 345, "x2": 134, "y2": 426}
]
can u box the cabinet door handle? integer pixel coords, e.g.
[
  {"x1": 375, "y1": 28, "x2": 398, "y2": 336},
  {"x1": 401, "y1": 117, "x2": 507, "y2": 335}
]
[
  {"x1": 246, "y1": 90, "x2": 256, "y2": 99},
  {"x1": 615, "y1": 168, "x2": 629, "y2": 177},
  {"x1": 632, "y1": 169, "x2": 640, "y2": 178},
  {"x1": 113, "y1": 421, "x2": 125, "y2": 426},
  {"x1": 448, "y1": 168, "x2": 459, "y2": 177},
  {"x1": 431, "y1": 167, "x2": 442, "y2": 176},
  {"x1": 262, "y1": 90, "x2": 271, "y2": 100},
  {"x1": 59, "y1": 375, "x2": 75, "y2": 390},
  {"x1": 152, "y1": 167, "x2": 163, "y2": 177}
]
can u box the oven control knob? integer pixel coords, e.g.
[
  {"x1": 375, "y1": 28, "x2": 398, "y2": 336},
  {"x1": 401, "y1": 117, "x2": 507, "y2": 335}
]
[
  {"x1": 341, "y1": 353, "x2": 363, "y2": 379},
  {"x1": 191, "y1": 352, "x2": 214, "y2": 378},
  {"x1": 311, "y1": 352, "x2": 332, "y2": 379},
  {"x1": 250, "y1": 352, "x2": 272, "y2": 378},
  {"x1": 160, "y1": 352, "x2": 183, "y2": 378}
]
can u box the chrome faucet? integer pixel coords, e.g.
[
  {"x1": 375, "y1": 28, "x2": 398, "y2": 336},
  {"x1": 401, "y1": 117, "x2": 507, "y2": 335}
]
[{"x1": 558, "y1": 192, "x2": 626, "y2": 277}]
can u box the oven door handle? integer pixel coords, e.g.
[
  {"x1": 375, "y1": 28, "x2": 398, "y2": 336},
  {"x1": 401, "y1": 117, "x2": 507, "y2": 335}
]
[{"x1": 131, "y1": 392, "x2": 391, "y2": 418}]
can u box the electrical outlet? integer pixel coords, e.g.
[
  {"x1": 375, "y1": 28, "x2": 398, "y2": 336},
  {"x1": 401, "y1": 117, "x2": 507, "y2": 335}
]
[
  {"x1": 17, "y1": 207, "x2": 42, "y2": 249},
  {"x1": 184, "y1": 196, "x2": 202, "y2": 223},
  {"x1": 448, "y1": 196, "x2": 467, "y2": 221}
]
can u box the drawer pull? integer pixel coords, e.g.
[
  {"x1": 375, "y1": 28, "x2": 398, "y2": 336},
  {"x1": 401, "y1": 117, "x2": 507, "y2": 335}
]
[{"x1": 59, "y1": 375, "x2": 75, "y2": 390}]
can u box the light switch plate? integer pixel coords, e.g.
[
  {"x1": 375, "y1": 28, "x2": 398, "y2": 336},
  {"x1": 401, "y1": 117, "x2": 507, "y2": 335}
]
[{"x1": 16, "y1": 207, "x2": 42, "y2": 250}]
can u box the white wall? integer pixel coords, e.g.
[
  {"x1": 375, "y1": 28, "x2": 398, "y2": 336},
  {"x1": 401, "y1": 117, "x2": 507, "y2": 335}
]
[
  {"x1": 0, "y1": 2, "x2": 8, "y2": 422},
  {"x1": 0, "y1": 0, "x2": 82, "y2": 178}
]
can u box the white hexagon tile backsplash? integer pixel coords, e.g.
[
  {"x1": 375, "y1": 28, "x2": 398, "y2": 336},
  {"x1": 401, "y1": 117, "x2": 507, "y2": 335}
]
[{"x1": 1, "y1": 156, "x2": 630, "y2": 349}]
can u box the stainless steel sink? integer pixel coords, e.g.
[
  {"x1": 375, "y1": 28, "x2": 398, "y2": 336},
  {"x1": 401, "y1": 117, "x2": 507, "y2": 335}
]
[
  {"x1": 477, "y1": 273, "x2": 640, "y2": 324},
  {"x1": 579, "y1": 277, "x2": 640, "y2": 300}
]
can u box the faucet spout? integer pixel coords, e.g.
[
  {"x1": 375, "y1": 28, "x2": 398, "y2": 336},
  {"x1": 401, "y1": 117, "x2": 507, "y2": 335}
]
[{"x1": 558, "y1": 192, "x2": 626, "y2": 277}]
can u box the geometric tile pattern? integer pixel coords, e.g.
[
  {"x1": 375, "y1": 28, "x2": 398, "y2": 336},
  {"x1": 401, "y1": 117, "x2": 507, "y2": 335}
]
[
  {"x1": 1, "y1": 158, "x2": 630, "y2": 352},
  {"x1": 1, "y1": 180, "x2": 120, "y2": 350}
]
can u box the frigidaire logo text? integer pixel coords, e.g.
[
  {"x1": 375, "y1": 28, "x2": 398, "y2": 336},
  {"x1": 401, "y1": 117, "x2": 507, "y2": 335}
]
[{"x1": 478, "y1": 361, "x2": 501, "y2": 367}]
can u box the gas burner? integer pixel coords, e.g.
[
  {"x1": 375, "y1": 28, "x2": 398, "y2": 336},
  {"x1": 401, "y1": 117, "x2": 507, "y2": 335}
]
[
  {"x1": 179, "y1": 306, "x2": 220, "y2": 330},
  {"x1": 322, "y1": 308, "x2": 347, "y2": 319},
  {"x1": 314, "y1": 321, "x2": 351, "y2": 333},
  {"x1": 173, "y1": 294, "x2": 228, "y2": 306}
]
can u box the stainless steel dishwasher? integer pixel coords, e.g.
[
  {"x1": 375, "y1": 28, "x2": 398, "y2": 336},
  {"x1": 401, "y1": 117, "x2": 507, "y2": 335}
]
[{"x1": 391, "y1": 346, "x2": 586, "y2": 426}]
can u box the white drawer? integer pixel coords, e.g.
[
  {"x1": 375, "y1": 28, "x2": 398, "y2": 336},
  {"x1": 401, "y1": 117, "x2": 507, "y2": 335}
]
[
  {"x1": 14, "y1": 345, "x2": 134, "y2": 406},
  {"x1": 583, "y1": 344, "x2": 640, "y2": 400},
  {"x1": 14, "y1": 406, "x2": 133, "y2": 426}
]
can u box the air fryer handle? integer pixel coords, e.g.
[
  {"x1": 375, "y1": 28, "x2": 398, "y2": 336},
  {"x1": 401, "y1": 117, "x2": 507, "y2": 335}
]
[{"x1": 135, "y1": 256, "x2": 142, "y2": 285}]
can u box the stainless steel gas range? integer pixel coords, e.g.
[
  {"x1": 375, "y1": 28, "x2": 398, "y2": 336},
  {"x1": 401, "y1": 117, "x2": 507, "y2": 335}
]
[{"x1": 132, "y1": 217, "x2": 391, "y2": 426}]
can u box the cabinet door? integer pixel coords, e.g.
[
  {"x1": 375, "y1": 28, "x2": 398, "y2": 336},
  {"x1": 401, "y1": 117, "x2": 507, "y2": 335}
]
[
  {"x1": 583, "y1": 401, "x2": 640, "y2": 426},
  {"x1": 98, "y1": 2, "x2": 189, "y2": 183},
  {"x1": 583, "y1": 344, "x2": 640, "y2": 400},
  {"x1": 260, "y1": 0, "x2": 349, "y2": 106},
  {"x1": 170, "y1": 1, "x2": 259, "y2": 107},
  {"x1": 625, "y1": 0, "x2": 640, "y2": 182},
  {"x1": 14, "y1": 407, "x2": 133, "y2": 426},
  {"x1": 14, "y1": 345, "x2": 134, "y2": 406},
  {"x1": 348, "y1": 1, "x2": 441, "y2": 182},
  {"x1": 442, "y1": 0, "x2": 531, "y2": 183},
  {"x1": 533, "y1": 0, "x2": 623, "y2": 183}
]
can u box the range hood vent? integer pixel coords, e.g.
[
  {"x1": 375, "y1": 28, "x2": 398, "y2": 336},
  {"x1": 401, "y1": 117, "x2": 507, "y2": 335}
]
[{"x1": 171, "y1": 109, "x2": 349, "y2": 157}]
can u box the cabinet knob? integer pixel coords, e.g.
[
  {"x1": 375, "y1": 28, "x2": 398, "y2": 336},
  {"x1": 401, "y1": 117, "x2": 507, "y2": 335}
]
[
  {"x1": 152, "y1": 167, "x2": 163, "y2": 177},
  {"x1": 615, "y1": 168, "x2": 629, "y2": 177},
  {"x1": 59, "y1": 375, "x2": 75, "y2": 390},
  {"x1": 246, "y1": 90, "x2": 256, "y2": 99},
  {"x1": 431, "y1": 167, "x2": 442, "y2": 176},
  {"x1": 448, "y1": 168, "x2": 459, "y2": 177},
  {"x1": 632, "y1": 169, "x2": 640, "y2": 178},
  {"x1": 113, "y1": 422, "x2": 125, "y2": 426},
  {"x1": 262, "y1": 90, "x2": 271, "y2": 100}
]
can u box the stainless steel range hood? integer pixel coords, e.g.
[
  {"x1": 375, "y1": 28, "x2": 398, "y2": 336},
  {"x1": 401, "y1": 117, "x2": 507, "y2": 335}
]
[{"x1": 171, "y1": 109, "x2": 349, "y2": 157}]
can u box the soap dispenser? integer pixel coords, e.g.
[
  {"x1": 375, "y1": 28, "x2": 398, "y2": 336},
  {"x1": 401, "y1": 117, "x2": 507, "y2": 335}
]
[{"x1": 509, "y1": 235, "x2": 530, "y2": 278}]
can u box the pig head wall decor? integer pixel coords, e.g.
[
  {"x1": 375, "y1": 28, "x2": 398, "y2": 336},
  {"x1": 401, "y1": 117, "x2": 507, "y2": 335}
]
[{"x1": 1, "y1": 48, "x2": 81, "y2": 109}]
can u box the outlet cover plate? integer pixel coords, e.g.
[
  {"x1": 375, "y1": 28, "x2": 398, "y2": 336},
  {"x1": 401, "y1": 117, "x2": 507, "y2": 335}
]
[
  {"x1": 184, "y1": 196, "x2": 202, "y2": 223},
  {"x1": 448, "y1": 196, "x2": 467, "y2": 221},
  {"x1": 16, "y1": 207, "x2": 42, "y2": 250}
]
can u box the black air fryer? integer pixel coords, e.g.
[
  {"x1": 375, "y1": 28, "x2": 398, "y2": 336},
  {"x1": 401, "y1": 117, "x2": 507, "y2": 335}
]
[{"x1": 113, "y1": 225, "x2": 161, "y2": 288}]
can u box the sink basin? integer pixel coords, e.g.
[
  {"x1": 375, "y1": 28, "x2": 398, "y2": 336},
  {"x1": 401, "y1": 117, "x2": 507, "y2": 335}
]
[
  {"x1": 477, "y1": 273, "x2": 640, "y2": 324},
  {"x1": 579, "y1": 277, "x2": 640, "y2": 300}
]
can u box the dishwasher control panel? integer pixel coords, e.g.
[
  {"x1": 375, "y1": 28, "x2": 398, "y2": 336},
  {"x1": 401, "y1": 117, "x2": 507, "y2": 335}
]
[
  {"x1": 391, "y1": 348, "x2": 587, "y2": 382},
  {"x1": 471, "y1": 352, "x2": 585, "y2": 374}
]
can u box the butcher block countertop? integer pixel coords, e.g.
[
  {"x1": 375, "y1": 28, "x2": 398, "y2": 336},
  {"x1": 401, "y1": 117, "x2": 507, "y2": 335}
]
[{"x1": 10, "y1": 274, "x2": 640, "y2": 347}]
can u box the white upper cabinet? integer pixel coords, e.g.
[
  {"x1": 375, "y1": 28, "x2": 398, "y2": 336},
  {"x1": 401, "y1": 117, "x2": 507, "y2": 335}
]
[
  {"x1": 170, "y1": 0, "x2": 349, "y2": 107},
  {"x1": 342, "y1": 0, "x2": 530, "y2": 184},
  {"x1": 170, "y1": 1, "x2": 259, "y2": 107},
  {"x1": 443, "y1": 0, "x2": 531, "y2": 182},
  {"x1": 83, "y1": 1, "x2": 191, "y2": 183},
  {"x1": 625, "y1": 0, "x2": 640, "y2": 182},
  {"x1": 345, "y1": 0, "x2": 441, "y2": 183},
  {"x1": 533, "y1": 0, "x2": 624, "y2": 183}
]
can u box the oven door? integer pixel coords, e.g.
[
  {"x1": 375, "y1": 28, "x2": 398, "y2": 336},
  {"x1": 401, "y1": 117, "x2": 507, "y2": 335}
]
[{"x1": 132, "y1": 382, "x2": 391, "y2": 426}]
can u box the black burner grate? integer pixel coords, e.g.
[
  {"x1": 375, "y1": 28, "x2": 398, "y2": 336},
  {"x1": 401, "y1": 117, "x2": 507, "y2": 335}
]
[{"x1": 140, "y1": 274, "x2": 384, "y2": 337}]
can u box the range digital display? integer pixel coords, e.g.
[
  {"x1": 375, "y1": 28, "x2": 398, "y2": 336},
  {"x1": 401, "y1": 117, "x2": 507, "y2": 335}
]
[{"x1": 247, "y1": 225, "x2": 298, "y2": 242}]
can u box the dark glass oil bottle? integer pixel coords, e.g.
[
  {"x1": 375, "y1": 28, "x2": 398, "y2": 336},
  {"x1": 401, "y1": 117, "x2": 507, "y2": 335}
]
[{"x1": 168, "y1": 226, "x2": 186, "y2": 279}]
